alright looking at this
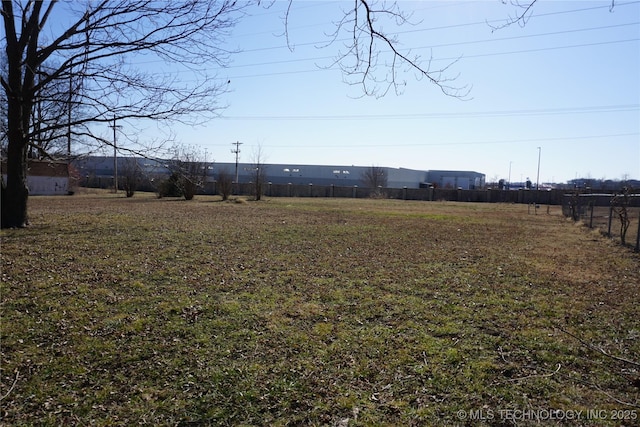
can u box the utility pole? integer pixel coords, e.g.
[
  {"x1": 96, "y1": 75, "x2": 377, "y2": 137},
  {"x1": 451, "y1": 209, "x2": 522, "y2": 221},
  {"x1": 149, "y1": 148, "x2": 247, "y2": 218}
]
[
  {"x1": 508, "y1": 161, "x2": 513, "y2": 190},
  {"x1": 231, "y1": 141, "x2": 242, "y2": 193},
  {"x1": 535, "y1": 147, "x2": 541, "y2": 214},
  {"x1": 536, "y1": 147, "x2": 541, "y2": 191},
  {"x1": 110, "y1": 115, "x2": 122, "y2": 193},
  {"x1": 204, "y1": 148, "x2": 208, "y2": 187}
]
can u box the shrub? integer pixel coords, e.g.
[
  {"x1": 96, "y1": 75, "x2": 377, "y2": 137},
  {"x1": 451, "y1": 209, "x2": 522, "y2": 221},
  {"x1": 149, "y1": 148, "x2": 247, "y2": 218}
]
[
  {"x1": 157, "y1": 173, "x2": 182, "y2": 198},
  {"x1": 217, "y1": 168, "x2": 233, "y2": 201}
]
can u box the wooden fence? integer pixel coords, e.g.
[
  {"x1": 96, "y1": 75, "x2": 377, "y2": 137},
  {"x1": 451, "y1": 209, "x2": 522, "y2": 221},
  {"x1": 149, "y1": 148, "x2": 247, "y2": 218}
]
[{"x1": 203, "y1": 181, "x2": 568, "y2": 205}]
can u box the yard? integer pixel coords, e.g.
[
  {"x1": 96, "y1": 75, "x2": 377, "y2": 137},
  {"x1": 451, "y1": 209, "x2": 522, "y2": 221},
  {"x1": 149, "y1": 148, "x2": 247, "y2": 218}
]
[{"x1": 1, "y1": 193, "x2": 638, "y2": 426}]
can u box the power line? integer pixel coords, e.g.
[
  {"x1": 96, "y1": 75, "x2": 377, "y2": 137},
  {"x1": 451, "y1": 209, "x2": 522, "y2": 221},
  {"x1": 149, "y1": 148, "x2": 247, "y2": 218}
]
[
  {"x1": 237, "y1": 2, "x2": 640, "y2": 53},
  {"x1": 147, "y1": 30, "x2": 638, "y2": 84},
  {"x1": 412, "y1": 22, "x2": 640, "y2": 54},
  {"x1": 455, "y1": 37, "x2": 639, "y2": 61},
  {"x1": 240, "y1": 132, "x2": 639, "y2": 149},
  {"x1": 219, "y1": 104, "x2": 640, "y2": 121},
  {"x1": 224, "y1": 22, "x2": 639, "y2": 70},
  {"x1": 224, "y1": 37, "x2": 639, "y2": 80},
  {"x1": 126, "y1": 2, "x2": 639, "y2": 68}
]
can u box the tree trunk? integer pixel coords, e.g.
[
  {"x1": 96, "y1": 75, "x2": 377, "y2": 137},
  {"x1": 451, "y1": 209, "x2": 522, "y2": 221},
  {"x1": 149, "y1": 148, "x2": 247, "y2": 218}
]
[
  {"x1": 1, "y1": 1, "x2": 39, "y2": 228},
  {"x1": 2, "y1": 76, "x2": 31, "y2": 228},
  {"x1": 1, "y1": 135, "x2": 29, "y2": 229},
  {"x1": 2, "y1": 47, "x2": 31, "y2": 228}
]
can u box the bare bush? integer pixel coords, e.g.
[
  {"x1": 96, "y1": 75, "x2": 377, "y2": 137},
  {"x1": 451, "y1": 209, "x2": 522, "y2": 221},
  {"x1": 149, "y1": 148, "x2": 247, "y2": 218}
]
[
  {"x1": 250, "y1": 146, "x2": 268, "y2": 201},
  {"x1": 121, "y1": 157, "x2": 140, "y2": 198},
  {"x1": 611, "y1": 188, "x2": 631, "y2": 245},
  {"x1": 217, "y1": 168, "x2": 233, "y2": 201},
  {"x1": 361, "y1": 165, "x2": 388, "y2": 198},
  {"x1": 168, "y1": 145, "x2": 206, "y2": 201}
]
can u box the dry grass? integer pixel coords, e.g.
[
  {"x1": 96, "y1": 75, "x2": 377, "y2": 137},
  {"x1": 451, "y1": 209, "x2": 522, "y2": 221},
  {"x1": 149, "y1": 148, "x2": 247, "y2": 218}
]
[{"x1": 1, "y1": 193, "x2": 639, "y2": 426}]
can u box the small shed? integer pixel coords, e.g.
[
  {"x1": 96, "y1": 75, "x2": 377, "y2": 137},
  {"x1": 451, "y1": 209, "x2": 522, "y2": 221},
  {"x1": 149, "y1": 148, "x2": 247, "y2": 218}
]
[{"x1": 1, "y1": 160, "x2": 71, "y2": 195}]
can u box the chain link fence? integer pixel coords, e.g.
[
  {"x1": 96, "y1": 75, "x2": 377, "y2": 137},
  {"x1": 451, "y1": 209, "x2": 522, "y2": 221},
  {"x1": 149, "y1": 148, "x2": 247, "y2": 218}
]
[{"x1": 562, "y1": 193, "x2": 640, "y2": 251}]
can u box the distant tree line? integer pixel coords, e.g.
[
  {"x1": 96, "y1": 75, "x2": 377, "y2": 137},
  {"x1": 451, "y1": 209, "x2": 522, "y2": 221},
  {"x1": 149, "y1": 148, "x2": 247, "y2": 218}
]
[{"x1": 562, "y1": 178, "x2": 639, "y2": 191}]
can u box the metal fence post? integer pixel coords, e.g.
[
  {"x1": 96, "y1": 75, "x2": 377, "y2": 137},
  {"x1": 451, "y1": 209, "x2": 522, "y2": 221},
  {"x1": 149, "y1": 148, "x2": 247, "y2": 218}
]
[
  {"x1": 607, "y1": 206, "x2": 613, "y2": 237},
  {"x1": 589, "y1": 202, "x2": 594, "y2": 228},
  {"x1": 635, "y1": 211, "x2": 640, "y2": 252}
]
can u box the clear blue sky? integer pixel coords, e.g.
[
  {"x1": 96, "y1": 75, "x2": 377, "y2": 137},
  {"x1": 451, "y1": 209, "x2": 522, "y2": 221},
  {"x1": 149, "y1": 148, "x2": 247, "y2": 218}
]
[{"x1": 139, "y1": 1, "x2": 640, "y2": 183}]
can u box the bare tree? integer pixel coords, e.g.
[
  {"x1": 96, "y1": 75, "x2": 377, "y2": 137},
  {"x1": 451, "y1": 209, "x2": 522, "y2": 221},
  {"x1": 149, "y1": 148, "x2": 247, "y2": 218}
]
[
  {"x1": 611, "y1": 188, "x2": 631, "y2": 246},
  {"x1": 249, "y1": 146, "x2": 268, "y2": 201},
  {"x1": 568, "y1": 190, "x2": 581, "y2": 222},
  {"x1": 0, "y1": 45, "x2": 84, "y2": 160},
  {"x1": 1, "y1": 0, "x2": 246, "y2": 227},
  {"x1": 361, "y1": 165, "x2": 388, "y2": 197},
  {"x1": 216, "y1": 167, "x2": 233, "y2": 201},
  {"x1": 169, "y1": 145, "x2": 207, "y2": 201},
  {"x1": 28, "y1": 61, "x2": 86, "y2": 159},
  {"x1": 120, "y1": 157, "x2": 140, "y2": 198}
]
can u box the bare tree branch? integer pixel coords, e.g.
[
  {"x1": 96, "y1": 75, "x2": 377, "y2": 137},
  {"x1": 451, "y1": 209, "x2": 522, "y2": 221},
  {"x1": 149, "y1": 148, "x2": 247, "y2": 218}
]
[
  {"x1": 557, "y1": 326, "x2": 640, "y2": 368},
  {"x1": 284, "y1": 0, "x2": 294, "y2": 52},
  {"x1": 283, "y1": 0, "x2": 470, "y2": 98},
  {"x1": 489, "y1": 0, "x2": 538, "y2": 32},
  {"x1": 2, "y1": 0, "x2": 252, "y2": 227},
  {"x1": 491, "y1": 0, "x2": 617, "y2": 32},
  {"x1": 4, "y1": 0, "x2": 247, "y2": 157}
]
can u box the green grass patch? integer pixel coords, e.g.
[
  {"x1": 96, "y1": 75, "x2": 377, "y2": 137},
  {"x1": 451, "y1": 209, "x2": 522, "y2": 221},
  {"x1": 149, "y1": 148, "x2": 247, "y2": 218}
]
[{"x1": 1, "y1": 194, "x2": 638, "y2": 425}]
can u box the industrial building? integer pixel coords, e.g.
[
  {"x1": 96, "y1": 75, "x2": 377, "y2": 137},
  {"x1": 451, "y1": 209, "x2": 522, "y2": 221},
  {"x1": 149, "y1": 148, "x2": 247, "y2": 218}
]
[{"x1": 73, "y1": 156, "x2": 485, "y2": 190}]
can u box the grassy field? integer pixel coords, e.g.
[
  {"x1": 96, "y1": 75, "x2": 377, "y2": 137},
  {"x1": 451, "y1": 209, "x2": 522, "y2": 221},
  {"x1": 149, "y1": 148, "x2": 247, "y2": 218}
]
[{"x1": 1, "y1": 193, "x2": 639, "y2": 426}]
